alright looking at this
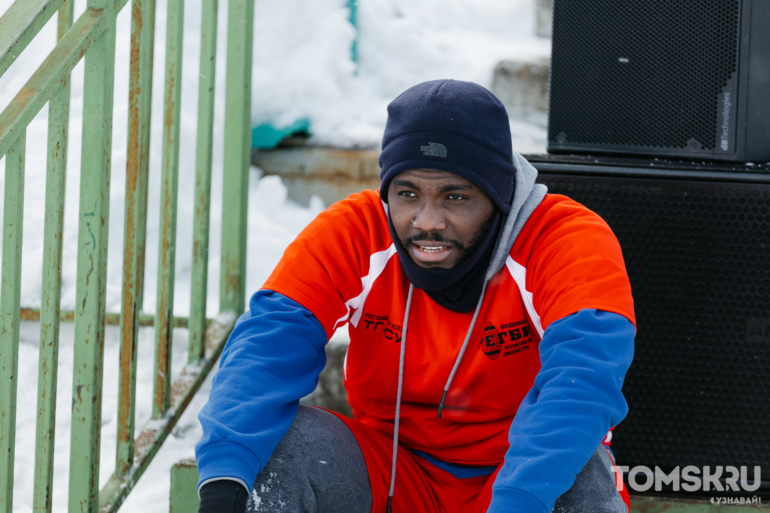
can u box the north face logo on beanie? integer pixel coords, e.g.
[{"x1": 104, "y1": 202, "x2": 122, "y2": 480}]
[{"x1": 420, "y1": 142, "x2": 448, "y2": 158}]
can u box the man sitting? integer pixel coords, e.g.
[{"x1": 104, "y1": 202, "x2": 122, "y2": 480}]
[{"x1": 195, "y1": 79, "x2": 635, "y2": 513}]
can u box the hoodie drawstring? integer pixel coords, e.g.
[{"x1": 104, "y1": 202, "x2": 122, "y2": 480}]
[
  {"x1": 387, "y1": 280, "x2": 491, "y2": 511},
  {"x1": 387, "y1": 283, "x2": 414, "y2": 513},
  {"x1": 438, "y1": 280, "x2": 489, "y2": 419}
]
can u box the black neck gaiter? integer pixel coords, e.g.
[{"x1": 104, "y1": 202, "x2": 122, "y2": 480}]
[{"x1": 387, "y1": 212, "x2": 501, "y2": 313}]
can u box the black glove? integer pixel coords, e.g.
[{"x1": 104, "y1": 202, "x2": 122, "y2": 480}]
[{"x1": 198, "y1": 480, "x2": 249, "y2": 513}]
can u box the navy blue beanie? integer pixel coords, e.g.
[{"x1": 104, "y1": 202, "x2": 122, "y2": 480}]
[{"x1": 378, "y1": 79, "x2": 516, "y2": 213}]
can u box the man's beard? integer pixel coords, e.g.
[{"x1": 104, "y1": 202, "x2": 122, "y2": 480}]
[{"x1": 401, "y1": 210, "x2": 497, "y2": 268}]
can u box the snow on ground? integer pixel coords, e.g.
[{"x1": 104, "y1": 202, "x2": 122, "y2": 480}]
[{"x1": 0, "y1": 0, "x2": 546, "y2": 510}]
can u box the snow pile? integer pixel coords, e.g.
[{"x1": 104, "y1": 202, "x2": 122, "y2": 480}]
[
  {"x1": 0, "y1": 0, "x2": 544, "y2": 510},
  {"x1": 253, "y1": 0, "x2": 550, "y2": 149}
]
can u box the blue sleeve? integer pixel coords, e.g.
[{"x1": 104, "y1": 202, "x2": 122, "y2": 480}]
[
  {"x1": 195, "y1": 290, "x2": 328, "y2": 493},
  {"x1": 487, "y1": 309, "x2": 635, "y2": 513}
]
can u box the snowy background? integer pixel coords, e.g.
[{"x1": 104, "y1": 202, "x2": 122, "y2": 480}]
[{"x1": 0, "y1": 0, "x2": 548, "y2": 510}]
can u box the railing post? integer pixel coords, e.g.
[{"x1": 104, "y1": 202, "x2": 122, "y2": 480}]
[
  {"x1": 189, "y1": 0, "x2": 219, "y2": 364},
  {"x1": 0, "y1": 131, "x2": 26, "y2": 513},
  {"x1": 116, "y1": 0, "x2": 156, "y2": 476},
  {"x1": 57, "y1": 0, "x2": 74, "y2": 42},
  {"x1": 67, "y1": 0, "x2": 117, "y2": 509},
  {"x1": 220, "y1": 0, "x2": 254, "y2": 315},
  {"x1": 32, "y1": 3, "x2": 73, "y2": 510},
  {"x1": 153, "y1": 0, "x2": 184, "y2": 418}
]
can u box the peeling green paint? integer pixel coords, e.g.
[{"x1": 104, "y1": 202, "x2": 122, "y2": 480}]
[{"x1": 0, "y1": 0, "x2": 250, "y2": 510}]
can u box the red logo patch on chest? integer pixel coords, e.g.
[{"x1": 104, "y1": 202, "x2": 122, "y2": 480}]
[
  {"x1": 480, "y1": 322, "x2": 502, "y2": 360},
  {"x1": 479, "y1": 319, "x2": 533, "y2": 360}
]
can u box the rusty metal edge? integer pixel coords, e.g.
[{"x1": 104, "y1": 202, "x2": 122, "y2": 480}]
[
  {"x1": 19, "y1": 307, "x2": 214, "y2": 329},
  {"x1": 152, "y1": 0, "x2": 185, "y2": 420},
  {"x1": 97, "y1": 311, "x2": 237, "y2": 513},
  {"x1": 116, "y1": 0, "x2": 156, "y2": 479}
]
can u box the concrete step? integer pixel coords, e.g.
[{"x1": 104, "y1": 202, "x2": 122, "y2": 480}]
[
  {"x1": 537, "y1": 0, "x2": 553, "y2": 38},
  {"x1": 252, "y1": 145, "x2": 380, "y2": 208},
  {"x1": 492, "y1": 58, "x2": 550, "y2": 128}
]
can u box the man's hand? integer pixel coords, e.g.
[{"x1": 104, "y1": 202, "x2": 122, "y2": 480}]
[{"x1": 198, "y1": 480, "x2": 249, "y2": 513}]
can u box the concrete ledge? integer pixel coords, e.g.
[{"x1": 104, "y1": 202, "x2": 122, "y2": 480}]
[
  {"x1": 253, "y1": 146, "x2": 381, "y2": 207},
  {"x1": 536, "y1": 0, "x2": 553, "y2": 38},
  {"x1": 492, "y1": 59, "x2": 550, "y2": 128}
]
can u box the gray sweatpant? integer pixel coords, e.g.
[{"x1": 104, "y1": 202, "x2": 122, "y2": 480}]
[{"x1": 248, "y1": 406, "x2": 626, "y2": 513}]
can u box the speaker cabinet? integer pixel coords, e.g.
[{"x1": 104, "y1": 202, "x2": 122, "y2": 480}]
[
  {"x1": 529, "y1": 154, "x2": 770, "y2": 497},
  {"x1": 547, "y1": 0, "x2": 770, "y2": 162}
]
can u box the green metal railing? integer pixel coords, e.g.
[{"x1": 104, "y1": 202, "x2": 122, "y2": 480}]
[{"x1": 0, "y1": 0, "x2": 254, "y2": 511}]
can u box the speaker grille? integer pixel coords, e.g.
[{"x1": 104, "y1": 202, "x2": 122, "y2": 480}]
[
  {"x1": 549, "y1": 1, "x2": 741, "y2": 152},
  {"x1": 539, "y1": 174, "x2": 770, "y2": 492}
]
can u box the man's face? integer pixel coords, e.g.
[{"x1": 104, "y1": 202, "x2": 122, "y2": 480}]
[{"x1": 387, "y1": 168, "x2": 496, "y2": 269}]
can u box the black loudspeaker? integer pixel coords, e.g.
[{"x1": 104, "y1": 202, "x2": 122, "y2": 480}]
[
  {"x1": 528, "y1": 154, "x2": 770, "y2": 498},
  {"x1": 547, "y1": 0, "x2": 770, "y2": 162}
]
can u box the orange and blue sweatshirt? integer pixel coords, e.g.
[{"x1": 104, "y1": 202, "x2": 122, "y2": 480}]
[{"x1": 196, "y1": 156, "x2": 636, "y2": 512}]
